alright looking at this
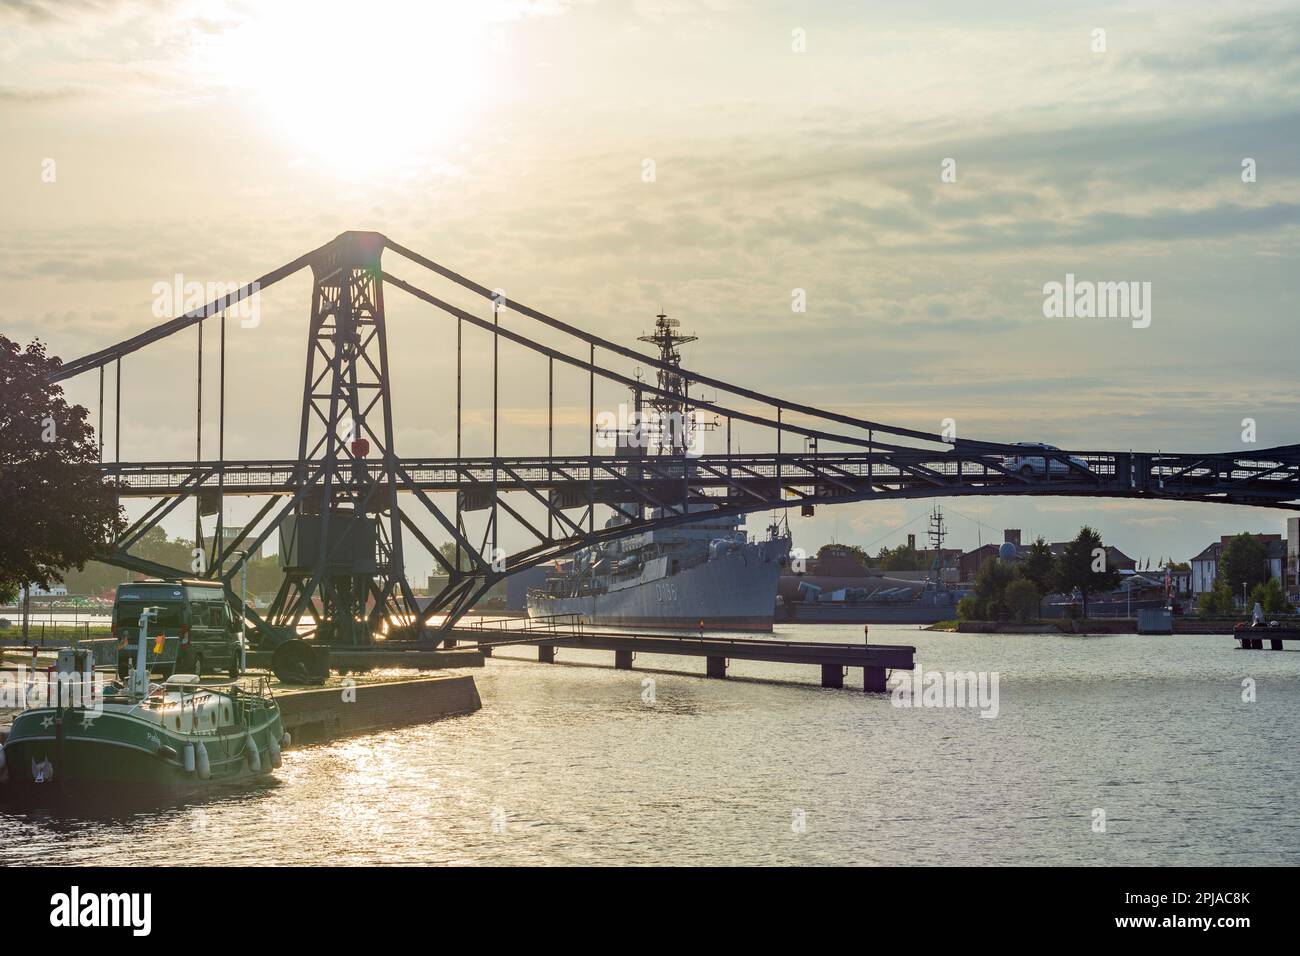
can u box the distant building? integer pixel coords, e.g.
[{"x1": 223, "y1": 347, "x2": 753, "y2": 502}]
[
  {"x1": 958, "y1": 544, "x2": 996, "y2": 582},
  {"x1": 1189, "y1": 533, "x2": 1287, "y2": 597},
  {"x1": 1048, "y1": 542, "x2": 1136, "y2": 572},
  {"x1": 1189, "y1": 543, "x2": 1218, "y2": 596},
  {"x1": 1289, "y1": 517, "x2": 1300, "y2": 593},
  {"x1": 1162, "y1": 566, "x2": 1191, "y2": 595},
  {"x1": 958, "y1": 530, "x2": 1021, "y2": 582},
  {"x1": 21, "y1": 583, "x2": 68, "y2": 598}
]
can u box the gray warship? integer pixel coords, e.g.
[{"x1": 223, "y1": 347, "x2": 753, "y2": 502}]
[{"x1": 527, "y1": 313, "x2": 792, "y2": 632}]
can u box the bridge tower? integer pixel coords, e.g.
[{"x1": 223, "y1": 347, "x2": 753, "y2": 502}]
[{"x1": 265, "y1": 232, "x2": 421, "y2": 644}]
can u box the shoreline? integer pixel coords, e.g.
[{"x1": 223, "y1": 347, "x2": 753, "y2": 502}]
[{"x1": 925, "y1": 619, "x2": 1251, "y2": 635}]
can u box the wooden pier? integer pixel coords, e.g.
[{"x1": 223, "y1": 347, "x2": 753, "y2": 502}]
[
  {"x1": 1235, "y1": 625, "x2": 1300, "y2": 650},
  {"x1": 447, "y1": 627, "x2": 915, "y2": 691}
]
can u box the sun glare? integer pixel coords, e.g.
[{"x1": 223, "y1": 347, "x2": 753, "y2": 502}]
[{"x1": 202, "y1": 1, "x2": 497, "y2": 177}]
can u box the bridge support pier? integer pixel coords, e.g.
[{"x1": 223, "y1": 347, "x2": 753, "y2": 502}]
[
  {"x1": 539, "y1": 644, "x2": 556, "y2": 664},
  {"x1": 1272, "y1": 638, "x2": 1284, "y2": 650},
  {"x1": 479, "y1": 643, "x2": 493, "y2": 658},
  {"x1": 706, "y1": 655, "x2": 727, "y2": 679},
  {"x1": 614, "y1": 649, "x2": 634, "y2": 670},
  {"x1": 863, "y1": 667, "x2": 888, "y2": 693},
  {"x1": 820, "y1": 664, "x2": 843, "y2": 689}
]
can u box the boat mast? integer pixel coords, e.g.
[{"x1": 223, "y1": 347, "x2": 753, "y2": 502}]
[
  {"x1": 132, "y1": 607, "x2": 158, "y2": 699},
  {"x1": 928, "y1": 504, "x2": 948, "y2": 592}
]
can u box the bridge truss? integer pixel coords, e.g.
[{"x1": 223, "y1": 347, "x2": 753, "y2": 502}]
[{"x1": 47, "y1": 232, "x2": 1300, "y2": 647}]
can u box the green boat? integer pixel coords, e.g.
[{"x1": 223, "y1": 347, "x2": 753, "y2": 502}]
[{"x1": 0, "y1": 607, "x2": 288, "y2": 798}]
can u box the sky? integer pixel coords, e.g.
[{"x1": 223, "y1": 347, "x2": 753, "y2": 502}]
[{"x1": 2, "y1": 0, "x2": 1298, "y2": 581}]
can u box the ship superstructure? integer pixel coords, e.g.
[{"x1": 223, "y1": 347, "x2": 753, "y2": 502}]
[{"x1": 527, "y1": 313, "x2": 791, "y2": 631}]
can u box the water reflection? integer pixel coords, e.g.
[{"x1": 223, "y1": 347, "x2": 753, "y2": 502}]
[{"x1": 2, "y1": 626, "x2": 1298, "y2": 865}]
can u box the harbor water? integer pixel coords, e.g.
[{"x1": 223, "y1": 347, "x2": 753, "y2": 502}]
[{"x1": 2, "y1": 625, "x2": 1297, "y2": 866}]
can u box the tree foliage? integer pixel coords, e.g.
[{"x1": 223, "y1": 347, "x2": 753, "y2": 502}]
[
  {"x1": 0, "y1": 336, "x2": 124, "y2": 596},
  {"x1": 1019, "y1": 537, "x2": 1057, "y2": 595},
  {"x1": 876, "y1": 543, "x2": 927, "y2": 572},
  {"x1": 970, "y1": 557, "x2": 1014, "y2": 620},
  {"x1": 1198, "y1": 582, "x2": 1235, "y2": 616},
  {"x1": 1005, "y1": 577, "x2": 1041, "y2": 623},
  {"x1": 1053, "y1": 526, "x2": 1120, "y2": 618},
  {"x1": 58, "y1": 526, "x2": 287, "y2": 599},
  {"x1": 1219, "y1": 534, "x2": 1269, "y2": 598},
  {"x1": 1249, "y1": 578, "x2": 1290, "y2": 614},
  {"x1": 816, "y1": 543, "x2": 872, "y2": 568}
]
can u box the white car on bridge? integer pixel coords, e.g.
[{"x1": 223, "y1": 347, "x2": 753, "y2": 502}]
[{"x1": 1002, "y1": 442, "x2": 1089, "y2": 477}]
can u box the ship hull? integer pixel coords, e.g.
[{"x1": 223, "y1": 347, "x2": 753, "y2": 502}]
[
  {"x1": 1, "y1": 700, "x2": 284, "y2": 800},
  {"x1": 529, "y1": 538, "x2": 788, "y2": 632}
]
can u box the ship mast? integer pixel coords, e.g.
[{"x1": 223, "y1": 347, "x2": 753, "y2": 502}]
[
  {"x1": 636, "y1": 312, "x2": 715, "y2": 455},
  {"x1": 928, "y1": 503, "x2": 949, "y2": 592}
]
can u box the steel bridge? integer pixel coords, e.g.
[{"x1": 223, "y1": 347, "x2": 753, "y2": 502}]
[{"x1": 48, "y1": 231, "x2": 1300, "y2": 648}]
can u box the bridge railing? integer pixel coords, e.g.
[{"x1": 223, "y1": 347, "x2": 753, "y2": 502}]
[{"x1": 462, "y1": 612, "x2": 584, "y2": 637}]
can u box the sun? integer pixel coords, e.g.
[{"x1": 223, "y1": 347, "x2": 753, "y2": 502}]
[{"x1": 199, "y1": 1, "x2": 498, "y2": 177}]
